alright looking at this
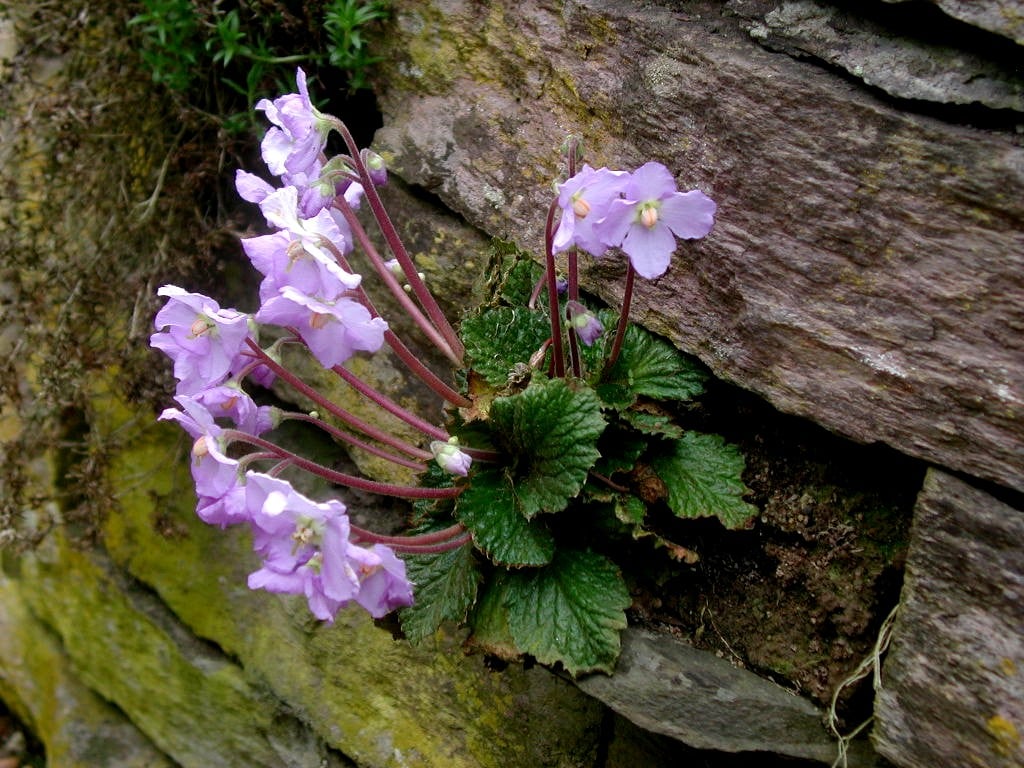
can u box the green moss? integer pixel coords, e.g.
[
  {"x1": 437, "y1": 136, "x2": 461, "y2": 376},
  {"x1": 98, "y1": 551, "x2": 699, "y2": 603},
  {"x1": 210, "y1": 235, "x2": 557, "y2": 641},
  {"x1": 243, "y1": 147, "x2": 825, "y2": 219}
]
[
  {"x1": 91, "y1": 380, "x2": 603, "y2": 766},
  {"x1": 0, "y1": 574, "x2": 176, "y2": 767}
]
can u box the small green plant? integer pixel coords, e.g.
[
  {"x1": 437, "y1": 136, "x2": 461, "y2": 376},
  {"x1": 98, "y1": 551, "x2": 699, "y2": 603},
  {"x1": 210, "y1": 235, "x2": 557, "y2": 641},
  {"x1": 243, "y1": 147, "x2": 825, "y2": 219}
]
[
  {"x1": 128, "y1": 0, "x2": 203, "y2": 92},
  {"x1": 128, "y1": 1, "x2": 389, "y2": 131},
  {"x1": 324, "y1": 0, "x2": 389, "y2": 90},
  {"x1": 151, "y1": 72, "x2": 755, "y2": 677}
]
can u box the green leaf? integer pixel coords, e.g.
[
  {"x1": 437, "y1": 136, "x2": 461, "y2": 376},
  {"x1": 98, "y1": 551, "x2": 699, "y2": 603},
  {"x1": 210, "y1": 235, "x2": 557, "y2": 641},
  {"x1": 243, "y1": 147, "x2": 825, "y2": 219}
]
[
  {"x1": 400, "y1": 544, "x2": 481, "y2": 643},
  {"x1": 461, "y1": 306, "x2": 550, "y2": 388},
  {"x1": 614, "y1": 494, "x2": 647, "y2": 528},
  {"x1": 481, "y1": 239, "x2": 545, "y2": 307},
  {"x1": 597, "y1": 323, "x2": 707, "y2": 409},
  {"x1": 457, "y1": 468, "x2": 555, "y2": 566},
  {"x1": 649, "y1": 433, "x2": 758, "y2": 529},
  {"x1": 593, "y1": 421, "x2": 648, "y2": 477},
  {"x1": 621, "y1": 407, "x2": 684, "y2": 439},
  {"x1": 503, "y1": 549, "x2": 631, "y2": 676},
  {"x1": 490, "y1": 378, "x2": 606, "y2": 517},
  {"x1": 466, "y1": 572, "x2": 522, "y2": 661}
]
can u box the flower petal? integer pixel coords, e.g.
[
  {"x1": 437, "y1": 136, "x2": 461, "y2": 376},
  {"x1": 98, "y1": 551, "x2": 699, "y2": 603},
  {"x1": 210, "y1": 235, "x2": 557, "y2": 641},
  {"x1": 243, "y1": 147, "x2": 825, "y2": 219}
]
[{"x1": 660, "y1": 190, "x2": 717, "y2": 240}]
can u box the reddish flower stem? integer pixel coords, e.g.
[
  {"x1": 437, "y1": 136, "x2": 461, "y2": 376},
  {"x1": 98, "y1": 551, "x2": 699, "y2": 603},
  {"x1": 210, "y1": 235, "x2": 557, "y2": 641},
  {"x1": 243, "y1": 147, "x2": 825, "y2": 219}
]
[
  {"x1": 331, "y1": 197, "x2": 463, "y2": 367},
  {"x1": 376, "y1": 532, "x2": 473, "y2": 555},
  {"x1": 605, "y1": 261, "x2": 635, "y2": 371},
  {"x1": 331, "y1": 363, "x2": 449, "y2": 442},
  {"x1": 543, "y1": 198, "x2": 565, "y2": 378},
  {"x1": 283, "y1": 412, "x2": 427, "y2": 471},
  {"x1": 349, "y1": 522, "x2": 467, "y2": 547},
  {"x1": 245, "y1": 339, "x2": 431, "y2": 460},
  {"x1": 319, "y1": 229, "x2": 472, "y2": 408},
  {"x1": 331, "y1": 119, "x2": 465, "y2": 362},
  {"x1": 224, "y1": 430, "x2": 460, "y2": 500}
]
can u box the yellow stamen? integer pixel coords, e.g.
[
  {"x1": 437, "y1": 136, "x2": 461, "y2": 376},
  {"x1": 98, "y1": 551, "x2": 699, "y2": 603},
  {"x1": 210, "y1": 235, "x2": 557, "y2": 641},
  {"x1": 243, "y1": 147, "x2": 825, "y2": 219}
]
[{"x1": 309, "y1": 312, "x2": 330, "y2": 330}]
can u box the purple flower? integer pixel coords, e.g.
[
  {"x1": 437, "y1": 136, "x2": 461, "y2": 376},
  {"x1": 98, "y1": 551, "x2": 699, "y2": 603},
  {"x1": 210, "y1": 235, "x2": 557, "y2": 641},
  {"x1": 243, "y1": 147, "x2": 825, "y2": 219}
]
[
  {"x1": 255, "y1": 286, "x2": 387, "y2": 369},
  {"x1": 244, "y1": 473, "x2": 362, "y2": 621},
  {"x1": 430, "y1": 437, "x2": 472, "y2": 477},
  {"x1": 241, "y1": 187, "x2": 362, "y2": 306},
  {"x1": 150, "y1": 286, "x2": 251, "y2": 395},
  {"x1": 191, "y1": 384, "x2": 275, "y2": 436},
  {"x1": 553, "y1": 165, "x2": 629, "y2": 257},
  {"x1": 256, "y1": 68, "x2": 331, "y2": 178},
  {"x1": 159, "y1": 396, "x2": 247, "y2": 527},
  {"x1": 237, "y1": 164, "x2": 334, "y2": 220},
  {"x1": 595, "y1": 162, "x2": 716, "y2": 279},
  {"x1": 352, "y1": 544, "x2": 414, "y2": 617},
  {"x1": 566, "y1": 300, "x2": 604, "y2": 346}
]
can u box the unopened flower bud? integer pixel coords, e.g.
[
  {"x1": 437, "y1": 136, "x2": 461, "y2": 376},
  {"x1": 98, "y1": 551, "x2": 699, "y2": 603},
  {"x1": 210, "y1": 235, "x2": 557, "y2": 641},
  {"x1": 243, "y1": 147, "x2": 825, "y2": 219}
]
[
  {"x1": 567, "y1": 300, "x2": 604, "y2": 346},
  {"x1": 361, "y1": 149, "x2": 388, "y2": 186},
  {"x1": 430, "y1": 436, "x2": 472, "y2": 477},
  {"x1": 528, "y1": 339, "x2": 551, "y2": 369}
]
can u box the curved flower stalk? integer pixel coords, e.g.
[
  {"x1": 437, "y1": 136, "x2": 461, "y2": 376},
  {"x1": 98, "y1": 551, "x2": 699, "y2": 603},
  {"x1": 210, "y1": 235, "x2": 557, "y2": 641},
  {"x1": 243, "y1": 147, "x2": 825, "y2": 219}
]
[
  {"x1": 153, "y1": 69, "x2": 736, "y2": 671},
  {"x1": 152, "y1": 69, "x2": 475, "y2": 623}
]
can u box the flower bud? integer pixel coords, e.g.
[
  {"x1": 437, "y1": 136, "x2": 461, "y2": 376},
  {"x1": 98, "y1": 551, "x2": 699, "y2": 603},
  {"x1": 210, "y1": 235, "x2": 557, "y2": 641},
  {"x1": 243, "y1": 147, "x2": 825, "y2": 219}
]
[
  {"x1": 528, "y1": 339, "x2": 551, "y2": 369},
  {"x1": 430, "y1": 436, "x2": 472, "y2": 477},
  {"x1": 566, "y1": 300, "x2": 604, "y2": 346},
  {"x1": 361, "y1": 149, "x2": 388, "y2": 186}
]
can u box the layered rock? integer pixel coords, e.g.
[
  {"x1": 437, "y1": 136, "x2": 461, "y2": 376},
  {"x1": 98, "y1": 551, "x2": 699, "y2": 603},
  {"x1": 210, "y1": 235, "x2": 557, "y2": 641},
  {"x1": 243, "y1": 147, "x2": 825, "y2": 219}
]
[
  {"x1": 874, "y1": 470, "x2": 1024, "y2": 767},
  {"x1": 371, "y1": 0, "x2": 1024, "y2": 494}
]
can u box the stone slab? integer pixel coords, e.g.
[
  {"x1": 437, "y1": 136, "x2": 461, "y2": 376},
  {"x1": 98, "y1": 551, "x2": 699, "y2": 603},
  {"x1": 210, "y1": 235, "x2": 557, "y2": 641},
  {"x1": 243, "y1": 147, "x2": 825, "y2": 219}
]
[
  {"x1": 883, "y1": 0, "x2": 1024, "y2": 45},
  {"x1": 873, "y1": 469, "x2": 1024, "y2": 767},
  {"x1": 744, "y1": 0, "x2": 1024, "y2": 109},
  {"x1": 577, "y1": 628, "x2": 861, "y2": 765},
  {"x1": 0, "y1": 568, "x2": 176, "y2": 768}
]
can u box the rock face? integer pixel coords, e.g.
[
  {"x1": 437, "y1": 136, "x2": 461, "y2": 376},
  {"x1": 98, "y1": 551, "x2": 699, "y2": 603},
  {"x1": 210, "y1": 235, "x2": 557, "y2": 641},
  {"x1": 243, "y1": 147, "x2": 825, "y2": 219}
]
[
  {"x1": 371, "y1": 0, "x2": 1024, "y2": 495},
  {"x1": 577, "y1": 628, "x2": 849, "y2": 765},
  {"x1": 873, "y1": 470, "x2": 1024, "y2": 767},
  {"x1": 1, "y1": 1, "x2": 1022, "y2": 767}
]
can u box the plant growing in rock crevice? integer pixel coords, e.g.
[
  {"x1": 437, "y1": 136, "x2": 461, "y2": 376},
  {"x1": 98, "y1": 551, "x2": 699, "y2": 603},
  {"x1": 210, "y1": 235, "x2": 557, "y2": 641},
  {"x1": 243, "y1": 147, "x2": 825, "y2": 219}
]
[{"x1": 152, "y1": 69, "x2": 757, "y2": 675}]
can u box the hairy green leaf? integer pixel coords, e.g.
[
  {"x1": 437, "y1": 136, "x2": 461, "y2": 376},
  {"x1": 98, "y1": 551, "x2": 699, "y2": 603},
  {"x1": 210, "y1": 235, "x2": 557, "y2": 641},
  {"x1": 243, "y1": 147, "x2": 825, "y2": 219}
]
[
  {"x1": 490, "y1": 378, "x2": 606, "y2": 517},
  {"x1": 400, "y1": 544, "x2": 481, "y2": 643},
  {"x1": 594, "y1": 422, "x2": 649, "y2": 477},
  {"x1": 466, "y1": 571, "x2": 521, "y2": 661},
  {"x1": 503, "y1": 549, "x2": 631, "y2": 676},
  {"x1": 461, "y1": 306, "x2": 550, "y2": 387},
  {"x1": 650, "y1": 433, "x2": 758, "y2": 529},
  {"x1": 621, "y1": 407, "x2": 684, "y2": 439},
  {"x1": 457, "y1": 468, "x2": 555, "y2": 566},
  {"x1": 597, "y1": 323, "x2": 706, "y2": 409}
]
